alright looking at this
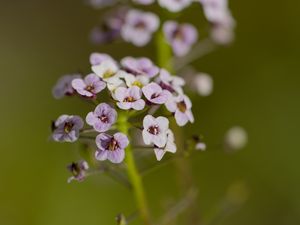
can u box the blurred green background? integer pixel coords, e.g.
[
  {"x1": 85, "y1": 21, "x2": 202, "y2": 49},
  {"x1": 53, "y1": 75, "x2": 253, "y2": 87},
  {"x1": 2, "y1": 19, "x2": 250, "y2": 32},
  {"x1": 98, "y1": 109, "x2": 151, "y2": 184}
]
[{"x1": 1, "y1": 0, "x2": 300, "y2": 225}]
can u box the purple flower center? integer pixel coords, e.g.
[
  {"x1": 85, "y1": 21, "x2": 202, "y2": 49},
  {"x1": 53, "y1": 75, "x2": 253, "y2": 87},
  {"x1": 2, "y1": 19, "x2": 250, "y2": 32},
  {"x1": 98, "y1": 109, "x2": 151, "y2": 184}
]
[
  {"x1": 134, "y1": 20, "x2": 146, "y2": 30},
  {"x1": 98, "y1": 115, "x2": 109, "y2": 123},
  {"x1": 64, "y1": 122, "x2": 74, "y2": 133},
  {"x1": 159, "y1": 81, "x2": 175, "y2": 93},
  {"x1": 108, "y1": 138, "x2": 119, "y2": 151},
  {"x1": 151, "y1": 93, "x2": 160, "y2": 99},
  {"x1": 173, "y1": 27, "x2": 185, "y2": 41},
  {"x1": 177, "y1": 101, "x2": 187, "y2": 113},
  {"x1": 148, "y1": 125, "x2": 159, "y2": 135},
  {"x1": 124, "y1": 96, "x2": 135, "y2": 102}
]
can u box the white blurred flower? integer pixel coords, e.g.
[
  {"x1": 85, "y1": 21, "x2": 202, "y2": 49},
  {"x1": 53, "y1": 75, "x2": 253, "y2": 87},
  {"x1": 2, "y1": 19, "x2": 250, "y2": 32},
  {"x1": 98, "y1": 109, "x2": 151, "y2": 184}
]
[
  {"x1": 158, "y1": 0, "x2": 193, "y2": 12},
  {"x1": 194, "y1": 73, "x2": 213, "y2": 96},
  {"x1": 92, "y1": 60, "x2": 119, "y2": 80},
  {"x1": 224, "y1": 126, "x2": 248, "y2": 151}
]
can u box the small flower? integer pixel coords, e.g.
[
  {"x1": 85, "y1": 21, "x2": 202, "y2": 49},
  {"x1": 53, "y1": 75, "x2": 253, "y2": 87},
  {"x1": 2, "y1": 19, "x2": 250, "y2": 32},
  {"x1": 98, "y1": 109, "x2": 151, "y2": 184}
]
[
  {"x1": 90, "y1": 53, "x2": 115, "y2": 66},
  {"x1": 196, "y1": 142, "x2": 207, "y2": 151},
  {"x1": 142, "y1": 115, "x2": 169, "y2": 147},
  {"x1": 121, "y1": 57, "x2": 159, "y2": 78},
  {"x1": 67, "y1": 160, "x2": 89, "y2": 183},
  {"x1": 211, "y1": 23, "x2": 235, "y2": 45},
  {"x1": 224, "y1": 126, "x2": 248, "y2": 152},
  {"x1": 157, "y1": 69, "x2": 185, "y2": 94},
  {"x1": 200, "y1": 0, "x2": 234, "y2": 25},
  {"x1": 72, "y1": 73, "x2": 106, "y2": 98},
  {"x1": 52, "y1": 74, "x2": 81, "y2": 99},
  {"x1": 158, "y1": 0, "x2": 192, "y2": 12},
  {"x1": 86, "y1": 103, "x2": 117, "y2": 132},
  {"x1": 121, "y1": 9, "x2": 159, "y2": 46},
  {"x1": 52, "y1": 115, "x2": 84, "y2": 142},
  {"x1": 142, "y1": 82, "x2": 171, "y2": 104},
  {"x1": 193, "y1": 73, "x2": 213, "y2": 96},
  {"x1": 133, "y1": 0, "x2": 155, "y2": 5},
  {"x1": 163, "y1": 21, "x2": 198, "y2": 57},
  {"x1": 113, "y1": 86, "x2": 146, "y2": 110},
  {"x1": 92, "y1": 60, "x2": 119, "y2": 80},
  {"x1": 166, "y1": 95, "x2": 194, "y2": 126},
  {"x1": 106, "y1": 70, "x2": 127, "y2": 91},
  {"x1": 153, "y1": 129, "x2": 176, "y2": 161},
  {"x1": 95, "y1": 132, "x2": 129, "y2": 163},
  {"x1": 124, "y1": 73, "x2": 150, "y2": 88}
]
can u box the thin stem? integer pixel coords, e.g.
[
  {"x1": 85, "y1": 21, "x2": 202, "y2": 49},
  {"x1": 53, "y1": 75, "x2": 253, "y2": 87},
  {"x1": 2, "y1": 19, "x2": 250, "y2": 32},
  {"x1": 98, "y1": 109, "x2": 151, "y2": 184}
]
[{"x1": 118, "y1": 112, "x2": 152, "y2": 225}]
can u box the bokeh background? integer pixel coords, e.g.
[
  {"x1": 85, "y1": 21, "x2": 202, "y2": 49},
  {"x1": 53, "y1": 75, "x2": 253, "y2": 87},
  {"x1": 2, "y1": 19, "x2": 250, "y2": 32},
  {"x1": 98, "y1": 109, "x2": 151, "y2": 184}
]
[{"x1": 1, "y1": 0, "x2": 300, "y2": 225}]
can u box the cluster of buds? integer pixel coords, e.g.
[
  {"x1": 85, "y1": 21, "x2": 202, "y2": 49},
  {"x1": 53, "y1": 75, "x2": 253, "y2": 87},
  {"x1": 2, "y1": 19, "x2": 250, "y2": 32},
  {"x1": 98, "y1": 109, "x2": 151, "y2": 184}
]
[{"x1": 52, "y1": 53, "x2": 195, "y2": 180}]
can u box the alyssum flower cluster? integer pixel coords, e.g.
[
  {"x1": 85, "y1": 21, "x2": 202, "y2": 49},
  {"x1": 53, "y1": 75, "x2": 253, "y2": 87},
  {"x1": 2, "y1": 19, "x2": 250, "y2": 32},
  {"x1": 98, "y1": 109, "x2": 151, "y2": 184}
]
[{"x1": 52, "y1": 53, "x2": 194, "y2": 180}]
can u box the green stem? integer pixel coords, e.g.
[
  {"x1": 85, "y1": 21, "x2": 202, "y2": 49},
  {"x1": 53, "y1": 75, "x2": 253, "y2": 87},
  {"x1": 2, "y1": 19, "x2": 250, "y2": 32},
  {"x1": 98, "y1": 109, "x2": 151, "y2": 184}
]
[{"x1": 118, "y1": 112, "x2": 151, "y2": 225}]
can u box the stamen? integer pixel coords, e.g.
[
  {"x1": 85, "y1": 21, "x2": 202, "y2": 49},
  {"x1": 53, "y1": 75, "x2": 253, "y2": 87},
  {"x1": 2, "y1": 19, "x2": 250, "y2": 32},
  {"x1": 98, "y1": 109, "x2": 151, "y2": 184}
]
[{"x1": 148, "y1": 125, "x2": 159, "y2": 135}]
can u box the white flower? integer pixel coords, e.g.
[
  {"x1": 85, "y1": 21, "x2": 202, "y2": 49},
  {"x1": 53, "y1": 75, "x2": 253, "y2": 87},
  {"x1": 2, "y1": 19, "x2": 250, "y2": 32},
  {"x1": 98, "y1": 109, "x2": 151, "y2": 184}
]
[
  {"x1": 165, "y1": 94, "x2": 194, "y2": 126},
  {"x1": 106, "y1": 70, "x2": 127, "y2": 91},
  {"x1": 92, "y1": 60, "x2": 119, "y2": 80},
  {"x1": 158, "y1": 0, "x2": 193, "y2": 12},
  {"x1": 121, "y1": 9, "x2": 159, "y2": 46},
  {"x1": 124, "y1": 73, "x2": 150, "y2": 88},
  {"x1": 154, "y1": 129, "x2": 177, "y2": 161},
  {"x1": 193, "y1": 73, "x2": 213, "y2": 96},
  {"x1": 224, "y1": 126, "x2": 248, "y2": 151},
  {"x1": 142, "y1": 115, "x2": 169, "y2": 147}
]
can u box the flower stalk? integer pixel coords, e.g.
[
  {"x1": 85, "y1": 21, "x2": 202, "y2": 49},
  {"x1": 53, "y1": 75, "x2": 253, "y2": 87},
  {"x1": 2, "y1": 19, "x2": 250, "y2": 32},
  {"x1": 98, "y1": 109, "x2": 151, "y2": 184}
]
[{"x1": 118, "y1": 112, "x2": 152, "y2": 225}]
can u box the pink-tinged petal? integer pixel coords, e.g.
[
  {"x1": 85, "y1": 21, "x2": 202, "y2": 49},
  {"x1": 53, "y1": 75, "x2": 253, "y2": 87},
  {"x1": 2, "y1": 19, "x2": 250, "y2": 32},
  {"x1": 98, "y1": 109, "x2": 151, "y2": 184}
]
[
  {"x1": 165, "y1": 98, "x2": 177, "y2": 113},
  {"x1": 154, "y1": 148, "x2": 166, "y2": 161},
  {"x1": 143, "y1": 115, "x2": 156, "y2": 128},
  {"x1": 114, "y1": 87, "x2": 128, "y2": 101},
  {"x1": 132, "y1": 99, "x2": 145, "y2": 110},
  {"x1": 93, "y1": 80, "x2": 106, "y2": 93},
  {"x1": 95, "y1": 150, "x2": 108, "y2": 161},
  {"x1": 94, "y1": 121, "x2": 111, "y2": 132},
  {"x1": 173, "y1": 40, "x2": 190, "y2": 57},
  {"x1": 72, "y1": 116, "x2": 84, "y2": 129},
  {"x1": 153, "y1": 134, "x2": 167, "y2": 148},
  {"x1": 163, "y1": 21, "x2": 178, "y2": 41},
  {"x1": 129, "y1": 86, "x2": 142, "y2": 99},
  {"x1": 86, "y1": 112, "x2": 96, "y2": 126},
  {"x1": 114, "y1": 133, "x2": 129, "y2": 149},
  {"x1": 175, "y1": 110, "x2": 189, "y2": 126},
  {"x1": 117, "y1": 102, "x2": 132, "y2": 110},
  {"x1": 107, "y1": 149, "x2": 125, "y2": 163},
  {"x1": 55, "y1": 115, "x2": 69, "y2": 127},
  {"x1": 142, "y1": 83, "x2": 155, "y2": 100},
  {"x1": 156, "y1": 116, "x2": 169, "y2": 131},
  {"x1": 142, "y1": 129, "x2": 153, "y2": 145},
  {"x1": 85, "y1": 73, "x2": 99, "y2": 84},
  {"x1": 183, "y1": 24, "x2": 198, "y2": 44},
  {"x1": 96, "y1": 133, "x2": 111, "y2": 150},
  {"x1": 72, "y1": 79, "x2": 86, "y2": 90},
  {"x1": 152, "y1": 90, "x2": 171, "y2": 104},
  {"x1": 184, "y1": 95, "x2": 192, "y2": 109},
  {"x1": 186, "y1": 110, "x2": 194, "y2": 123}
]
